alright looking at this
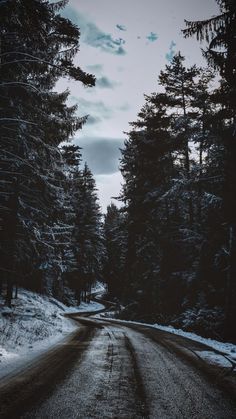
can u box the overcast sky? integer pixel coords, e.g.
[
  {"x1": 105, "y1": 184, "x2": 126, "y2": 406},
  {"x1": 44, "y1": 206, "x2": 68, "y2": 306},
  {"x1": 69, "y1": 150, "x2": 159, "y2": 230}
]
[{"x1": 59, "y1": 0, "x2": 219, "y2": 212}]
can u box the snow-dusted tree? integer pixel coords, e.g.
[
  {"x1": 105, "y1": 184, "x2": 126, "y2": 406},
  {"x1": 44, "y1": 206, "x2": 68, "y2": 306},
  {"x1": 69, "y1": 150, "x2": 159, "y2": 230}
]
[
  {"x1": 103, "y1": 203, "x2": 127, "y2": 300},
  {"x1": 119, "y1": 56, "x2": 229, "y2": 332},
  {"x1": 183, "y1": 0, "x2": 236, "y2": 341},
  {"x1": 120, "y1": 93, "x2": 176, "y2": 319},
  {"x1": 159, "y1": 53, "x2": 200, "y2": 225},
  {"x1": 71, "y1": 163, "x2": 103, "y2": 303},
  {"x1": 0, "y1": 0, "x2": 95, "y2": 305}
]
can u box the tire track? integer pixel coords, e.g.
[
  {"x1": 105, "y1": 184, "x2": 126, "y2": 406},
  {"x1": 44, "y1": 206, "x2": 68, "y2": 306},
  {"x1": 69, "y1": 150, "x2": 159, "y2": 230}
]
[
  {"x1": 2, "y1": 314, "x2": 236, "y2": 419},
  {"x1": 0, "y1": 325, "x2": 96, "y2": 419},
  {"x1": 124, "y1": 334, "x2": 149, "y2": 419}
]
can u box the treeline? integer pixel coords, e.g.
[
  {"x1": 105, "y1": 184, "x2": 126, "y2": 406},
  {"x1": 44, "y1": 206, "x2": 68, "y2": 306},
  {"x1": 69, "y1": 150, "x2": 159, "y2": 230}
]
[
  {"x1": 0, "y1": 0, "x2": 102, "y2": 306},
  {"x1": 103, "y1": 0, "x2": 236, "y2": 341}
]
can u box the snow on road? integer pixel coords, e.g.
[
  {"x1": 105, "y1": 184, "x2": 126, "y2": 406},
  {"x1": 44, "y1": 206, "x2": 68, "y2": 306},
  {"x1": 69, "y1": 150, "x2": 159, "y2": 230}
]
[
  {"x1": 21, "y1": 321, "x2": 236, "y2": 419},
  {"x1": 102, "y1": 317, "x2": 236, "y2": 369}
]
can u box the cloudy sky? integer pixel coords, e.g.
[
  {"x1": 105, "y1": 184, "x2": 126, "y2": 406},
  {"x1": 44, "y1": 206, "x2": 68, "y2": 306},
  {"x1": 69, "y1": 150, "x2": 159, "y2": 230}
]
[{"x1": 58, "y1": 0, "x2": 219, "y2": 212}]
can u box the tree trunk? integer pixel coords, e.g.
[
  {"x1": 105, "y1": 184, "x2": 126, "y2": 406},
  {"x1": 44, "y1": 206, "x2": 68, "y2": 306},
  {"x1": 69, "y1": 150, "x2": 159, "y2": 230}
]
[
  {"x1": 197, "y1": 121, "x2": 204, "y2": 224},
  {"x1": 5, "y1": 279, "x2": 13, "y2": 307},
  {"x1": 182, "y1": 81, "x2": 193, "y2": 225},
  {"x1": 225, "y1": 224, "x2": 236, "y2": 341},
  {"x1": 14, "y1": 284, "x2": 18, "y2": 299}
]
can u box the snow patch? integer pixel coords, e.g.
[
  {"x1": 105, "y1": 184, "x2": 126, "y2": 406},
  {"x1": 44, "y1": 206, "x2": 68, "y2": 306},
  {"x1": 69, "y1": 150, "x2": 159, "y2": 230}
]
[
  {"x1": 98, "y1": 316, "x2": 236, "y2": 369},
  {"x1": 91, "y1": 281, "x2": 107, "y2": 296},
  {"x1": 0, "y1": 289, "x2": 77, "y2": 378},
  {"x1": 64, "y1": 300, "x2": 105, "y2": 314},
  {"x1": 152, "y1": 323, "x2": 236, "y2": 361},
  {"x1": 196, "y1": 351, "x2": 233, "y2": 368}
]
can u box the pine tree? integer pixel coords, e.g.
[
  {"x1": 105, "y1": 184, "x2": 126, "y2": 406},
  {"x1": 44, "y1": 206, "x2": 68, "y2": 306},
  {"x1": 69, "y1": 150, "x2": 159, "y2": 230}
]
[
  {"x1": 183, "y1": 0, "x2": 236, "y2": 340},
  {"x1": 120, "y1": 93, "x2": 175, "y2": 319},
  {"x1": 72, "y1": 163, "x2": 103, "y2": 303},
  {"x1": 0, "y1": 0, "x2": 95, "y2": 305},
  {"x1": 159, "y1": 53, "x2": 200, "y2": 224},
  {"x1": 103, "y1": 203, "x2": 127, "y2": 299}
]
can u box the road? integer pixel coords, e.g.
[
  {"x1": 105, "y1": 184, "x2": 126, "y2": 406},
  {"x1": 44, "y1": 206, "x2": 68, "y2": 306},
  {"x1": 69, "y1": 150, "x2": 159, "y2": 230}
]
[{"x1": 1, "y1": 314, "x2": 236, "y2": 419}]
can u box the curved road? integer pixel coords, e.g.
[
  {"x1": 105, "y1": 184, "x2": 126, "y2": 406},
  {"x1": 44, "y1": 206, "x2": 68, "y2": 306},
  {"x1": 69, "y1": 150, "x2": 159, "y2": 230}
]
[{"x1": 1, "y1": 316, "x2": 236, "y2": 418}]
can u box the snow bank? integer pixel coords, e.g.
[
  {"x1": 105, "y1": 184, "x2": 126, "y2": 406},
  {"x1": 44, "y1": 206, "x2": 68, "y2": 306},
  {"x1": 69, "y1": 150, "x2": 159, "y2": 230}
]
[
  {"x1": 64, "y1": 300, "x2": 105, "y2": 314},
  {"x1": 152, "y1": 323, "x2": 236, "y2": 360},
  {"x1": 91, "y1": 281, "x2": 107, "y2": 296},
  {"x1": 99, "y1": 316, "x2": 236, "y2": 368},
  {"x1": 0, "y1": 289, "x2": 77, "y2": 378}
]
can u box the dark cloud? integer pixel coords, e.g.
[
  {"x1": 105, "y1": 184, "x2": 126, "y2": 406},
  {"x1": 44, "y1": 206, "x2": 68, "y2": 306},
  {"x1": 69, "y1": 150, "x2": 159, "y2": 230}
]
[
  {"x1": 115, "y1": 38, "x2": 126, "y2": 45},
  {"x1": 116, "y1": 24, "x2": 127, "y2": 31},
  {"x1": 165, "y1": 40, "x2": 176, "y2": 62},
  {"x1": 86, "y1": 115, "x2": 101, "y2": 125},
  {"x1": 116, "y1": 46, "x2": 126, "y2": 55},
  {"x1": 86, "y1": 64, "x2": 103, "y2": 73},
  {"x1": 72, "y1": 97, "x2": 113, "y2": 120},
  {"x1": 96, "y1": 76, "x2": 118, "y2": 89},
  {"x1": 146, "y1": 32, "x2": 158, "y2": 42},
  {"x1": 77, "y1": 137, "x2": 124, "y2": 175},
  {"x1": 62, "y1": 6, "x2": 126, "y2": 55}
]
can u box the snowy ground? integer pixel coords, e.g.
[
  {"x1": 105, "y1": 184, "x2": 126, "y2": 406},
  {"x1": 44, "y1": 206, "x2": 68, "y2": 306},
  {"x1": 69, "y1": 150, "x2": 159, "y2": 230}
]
[
  {"x1": 153, "y1": 324, "x2": 234, "y2": 351},
  {"x1": 64, "y1": 300, "x2": 105, "y2": 314},
  {"x1": 91, "y1": 280, "x2": 107, "y2": 296},
  {"x1": 153, "y1": 323, "x2": 236, "y2": 369},
  {"x1": 0, "y1": 287, "x2": 104, "y2": 379}
]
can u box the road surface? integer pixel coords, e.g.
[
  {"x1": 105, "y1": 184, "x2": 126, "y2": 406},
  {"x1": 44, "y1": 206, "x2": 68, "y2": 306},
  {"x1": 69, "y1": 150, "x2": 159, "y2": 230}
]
[{"x1": 1, "y1": 315, "x2": 236, "y2": 419}]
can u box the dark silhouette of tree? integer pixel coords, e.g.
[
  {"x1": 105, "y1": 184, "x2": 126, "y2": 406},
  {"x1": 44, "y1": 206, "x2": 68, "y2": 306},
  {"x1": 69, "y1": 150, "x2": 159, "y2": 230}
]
[
  {"x1": 0, "y1": 0, "x2": 96, "y2": 305},
  {"x1": 183, "y1": 0, "x2": 236, "y2": 341},
  {"x1": 103, "y1": 203, "x2": 127, "y2": 300}
]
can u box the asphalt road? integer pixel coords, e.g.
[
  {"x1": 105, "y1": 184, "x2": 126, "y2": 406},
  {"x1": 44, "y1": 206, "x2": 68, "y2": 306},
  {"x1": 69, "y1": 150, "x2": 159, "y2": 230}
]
[{"x1": 1, "y1": 314, "x2": 236, "y2": 419}]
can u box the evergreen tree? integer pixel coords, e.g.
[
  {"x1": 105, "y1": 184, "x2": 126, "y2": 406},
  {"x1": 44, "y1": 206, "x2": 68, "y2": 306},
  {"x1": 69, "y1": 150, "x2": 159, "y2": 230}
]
[
  {"x1": 119, "y1": 53, "x2": 230, "y2": 336},
  {"x1": 103, "y1": 203, "x2": 127, "y2": 300},
  {"x1": 183, "y1": 0, "x2": 236, "y2": 340},
  {"x1": 72, "y1": 163, "x2": 103, "y2": 302},
  {"x1": 159, "y1": 53, "x2": 200, "y2": 224},
  {"x1": 0, "y1": 0, "x2": 95, "y2": 305},
  {"x1": 120, "y1": 93, "x2": 175, "y2": 320}
]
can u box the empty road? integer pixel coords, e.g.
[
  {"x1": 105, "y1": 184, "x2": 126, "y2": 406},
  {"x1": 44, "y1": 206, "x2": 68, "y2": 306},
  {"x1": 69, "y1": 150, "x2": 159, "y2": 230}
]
[{"x1": 1, "y1": 316, "x2": 236, "y2": 419}]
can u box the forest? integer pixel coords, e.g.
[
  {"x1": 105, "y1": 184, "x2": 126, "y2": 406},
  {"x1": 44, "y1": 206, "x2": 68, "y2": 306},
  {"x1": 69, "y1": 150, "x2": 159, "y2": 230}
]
[{"x1": 1, "y1": 0, "x2": 236, "y2": 342}]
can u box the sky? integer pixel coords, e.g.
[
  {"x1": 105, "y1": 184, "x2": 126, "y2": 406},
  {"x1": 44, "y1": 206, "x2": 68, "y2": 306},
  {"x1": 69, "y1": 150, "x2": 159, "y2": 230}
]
[{"x1": 58, "y1": 0, "x2": 219, "y2": 212}]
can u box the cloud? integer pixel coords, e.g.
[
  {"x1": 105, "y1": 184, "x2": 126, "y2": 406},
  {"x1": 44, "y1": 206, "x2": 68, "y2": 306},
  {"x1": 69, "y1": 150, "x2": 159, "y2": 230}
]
[
  {"x1": 165, "y1": 41, "x2": 176, "y2": 62},
  {"x1": 118, "y1": 103, "x2": 130, "y2": 111},
  {"x1": 146, "y1": 32, "x2": 158, "y2": 43},
  {"x1": 96, "y1": 76, "x2": 118, "y2": 89},
  {"x1": 84, "y1": 23, "x2": 126, "y2": 54},
  {"x1": 77, "y1": 137, "x2": 124, "y2": 175},
  {"x1": 116, "y1": 24, "x2": 127, "y2": 31},
  {"x1": 86, "y1": 115, "x2": 101, "y2": 125},
  {"x1": 86, "y1": 64, "x2": 103, "y2": 73},
  {"x1": 62, "y1": 6, "x2": 126, "y2": 55},
  {"x1": 116, "y1": 46, "x2": 126, "y2": 55},
  {"x1": 96, "y1": 172, "x2": 123, "y2": 212},
  {"x1": 72, "y1": 97, "x2": 113, "y2": 121}
]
